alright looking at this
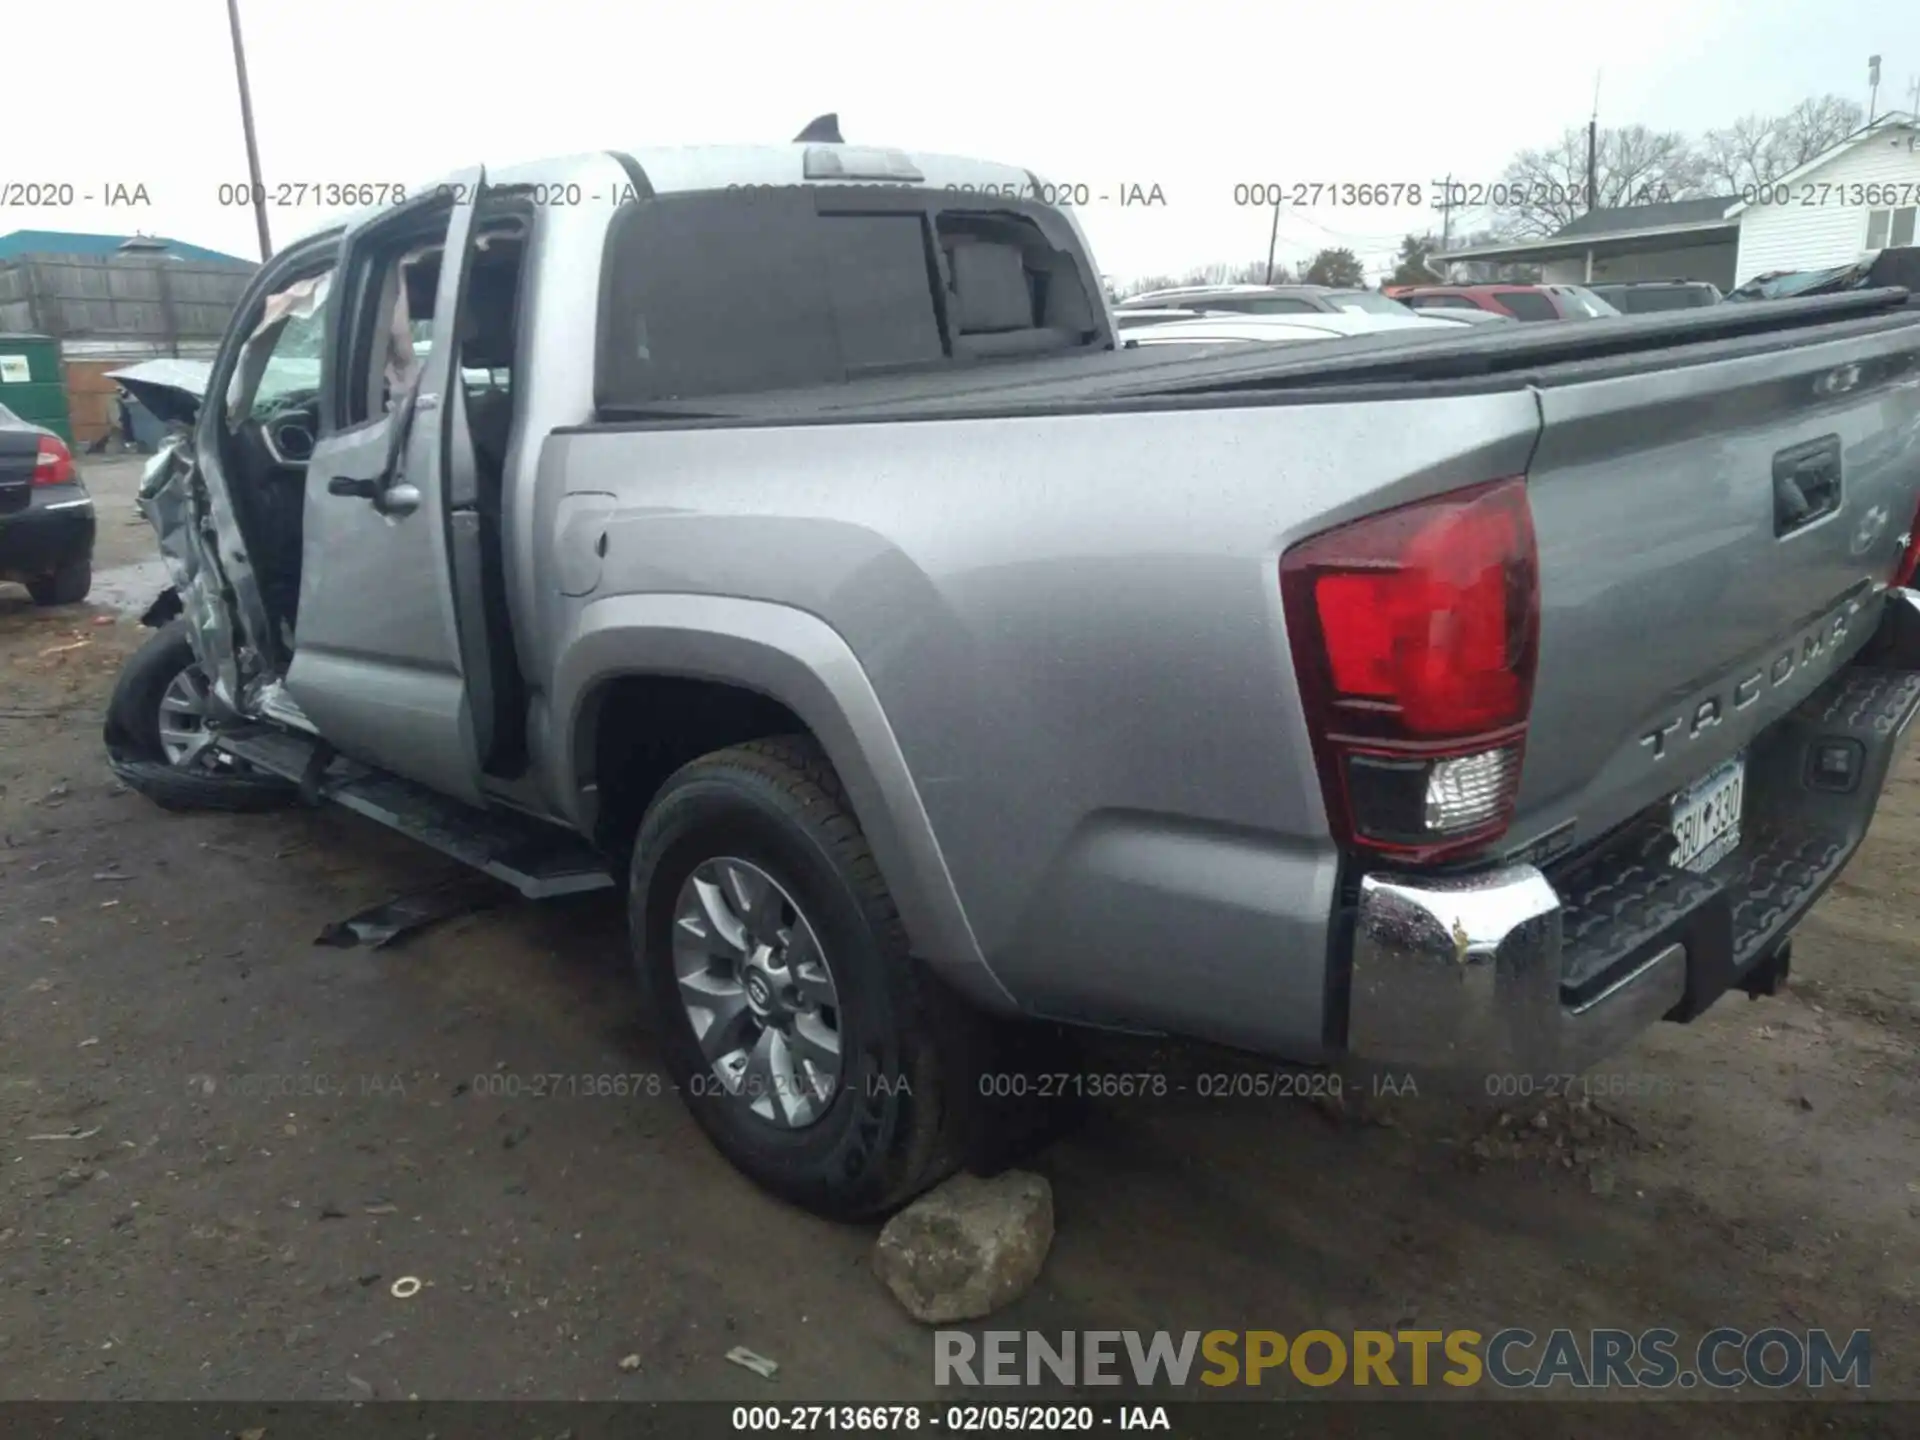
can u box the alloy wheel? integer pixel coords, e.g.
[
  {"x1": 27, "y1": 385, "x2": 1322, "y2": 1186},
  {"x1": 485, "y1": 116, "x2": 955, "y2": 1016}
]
[{"x1": 671, "y1": 857, "x2": 844, "y2": 1128}]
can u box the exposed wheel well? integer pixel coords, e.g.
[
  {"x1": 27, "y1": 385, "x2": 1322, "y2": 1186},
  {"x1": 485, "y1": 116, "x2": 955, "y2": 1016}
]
[{"x1": 581, "y1": 674, "x2": 810, "y2": 856}]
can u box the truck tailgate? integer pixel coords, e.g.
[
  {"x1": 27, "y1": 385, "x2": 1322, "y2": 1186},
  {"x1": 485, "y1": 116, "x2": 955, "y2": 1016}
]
[{"x1": 1515, "y1": 315, "x2": 1920, "y2": 857}]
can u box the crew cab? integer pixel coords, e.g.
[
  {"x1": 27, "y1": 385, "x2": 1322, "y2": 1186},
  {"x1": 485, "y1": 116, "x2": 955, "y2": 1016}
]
[{"x1": 111, "y1": 135, "x2": 1920, "y2": 1221}]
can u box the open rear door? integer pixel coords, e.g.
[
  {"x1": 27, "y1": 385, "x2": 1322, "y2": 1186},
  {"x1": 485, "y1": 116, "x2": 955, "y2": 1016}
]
[{"x1": 283, "y1": 170, "x2": 490, "y2": 805}]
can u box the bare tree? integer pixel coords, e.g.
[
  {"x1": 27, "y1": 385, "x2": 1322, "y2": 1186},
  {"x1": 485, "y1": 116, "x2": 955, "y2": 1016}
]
[
  {"x1": 1493, "y1": 124, "x2": 1709, "y2": 238},
  {"x1": 1702, "y1": 95, "x2": 1864, "y2": 192},
  {"x1": 1118, "y1": 259, "x2": 1287, "y2": 297},
  {"x1": 1700, "y1": 113, "x2": 1779, "y2": 194},
  {"x1": 1776, "y1": 95, "x2": 1866, "y2": 167}
]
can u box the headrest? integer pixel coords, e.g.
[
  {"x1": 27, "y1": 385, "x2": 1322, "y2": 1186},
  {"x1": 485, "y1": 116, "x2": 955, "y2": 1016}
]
[{"x1": 949, "y1": 242, "x2": 1034, "y2": 334}]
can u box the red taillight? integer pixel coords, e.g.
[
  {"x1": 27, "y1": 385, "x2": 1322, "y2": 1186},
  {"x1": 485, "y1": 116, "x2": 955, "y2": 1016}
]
[
  {"x1": 1281, "y1": 478, "x2": 1539, "y2": 863},
  {"x1": 1895, "y1": 493, "x2": 1920, "y2": 590},
  {"x1": 32, "y1": 435, "x2": 75, "y2": 486}
]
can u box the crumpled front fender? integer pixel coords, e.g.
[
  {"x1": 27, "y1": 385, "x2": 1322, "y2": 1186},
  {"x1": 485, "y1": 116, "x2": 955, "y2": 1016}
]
[{"x1": 137, "y1": 436, "x2": 245, "y2": 717}]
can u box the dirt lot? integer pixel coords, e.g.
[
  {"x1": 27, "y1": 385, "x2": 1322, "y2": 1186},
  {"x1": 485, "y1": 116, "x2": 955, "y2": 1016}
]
[{"x1": 1, "y1": 457, "x2": 1917, "y2": 1429}]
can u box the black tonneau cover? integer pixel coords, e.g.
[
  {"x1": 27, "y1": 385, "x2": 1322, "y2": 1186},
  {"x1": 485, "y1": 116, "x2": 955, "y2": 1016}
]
[{"x1": 582, "y1": 287, "x2": 1918, "y2": 431}]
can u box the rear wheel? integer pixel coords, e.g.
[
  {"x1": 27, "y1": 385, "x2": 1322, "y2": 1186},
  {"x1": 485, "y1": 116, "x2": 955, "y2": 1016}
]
[
  {"x1": 631, "y1": 736, "x2": 971, "y2": 1219},
  {"x1": 28, "y1": 558, "x2": 91, "y2": 606}
]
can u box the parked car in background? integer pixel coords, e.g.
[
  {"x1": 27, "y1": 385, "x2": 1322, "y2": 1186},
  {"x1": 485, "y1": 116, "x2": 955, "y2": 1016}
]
[
  {"x1": 1586, "y1": 281, "x2": 1721, "y2": 314},
  {"x1": 0, "y1": 401, "x2": 93, "y2": 605},
  {"x1": 1400, "y1": 305, "x2": 1520, "y2": 326},
  {"x1": 1121, "y1": 311, "x2": 1460, "y2": 347},
  {"x1": 1114, "y1": 307, "x2": 1227, "y2": 331},
  {"x1": 1726, "y1": 248, "x2": 1920, "y2": 304},
  {"x1": 1117, "y1": 283, "x2": 1417, "y2": 318},
  {"x1": 1392, "y1": 283, "x2": 1621, "y2": 321}
]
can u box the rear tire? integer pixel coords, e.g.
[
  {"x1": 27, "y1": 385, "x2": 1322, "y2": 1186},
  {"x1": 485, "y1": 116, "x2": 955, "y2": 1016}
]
[
  {"x1": 103, "y1": 621, "x2": 295, "y2": 812},
  {"x1": 631, "y1": 736, "x2": 973, "y2": 1220},
  {"x1": 28, "y1": 558, "x2": 91, "y2": 606}
]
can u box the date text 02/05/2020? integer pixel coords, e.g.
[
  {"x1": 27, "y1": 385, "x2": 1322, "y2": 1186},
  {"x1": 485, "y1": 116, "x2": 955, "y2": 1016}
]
[
  {"x1": 212, "y1": 181, "x2": 649, "y2": 209},
  {"x1": 729, "y1": 1405, "x2": 1172, "y2": 1432},
  {"x1": 722, "y1": 181, "x2": 1167, "y2": 207},
  {"x1": 1229, "y1": 180, "x2": 1681, "y2": 208}
]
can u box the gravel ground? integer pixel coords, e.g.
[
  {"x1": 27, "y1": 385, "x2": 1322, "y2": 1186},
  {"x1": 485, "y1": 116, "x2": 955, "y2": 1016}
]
[{"x1": 0, "y1": 455, "x2": 1915, "y2": 1431}]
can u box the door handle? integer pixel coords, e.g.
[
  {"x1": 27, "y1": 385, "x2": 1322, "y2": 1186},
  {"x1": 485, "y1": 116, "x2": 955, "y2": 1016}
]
[
  {"x1": 327, "y1": 475, "x2": 382, "y2": 499},
  {"x1": 1773, "y1": 435, "x2": 1843, "y2": 537}
]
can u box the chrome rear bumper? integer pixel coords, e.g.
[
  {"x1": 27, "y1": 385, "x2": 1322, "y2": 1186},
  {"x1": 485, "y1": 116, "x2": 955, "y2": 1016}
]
[
  {"x1": 1347, "y1": 590, "x2": 1920, "y2": 1076},
  {"x1": 1349, "y1": 866, "x2": 1688, "y2": 1074}
]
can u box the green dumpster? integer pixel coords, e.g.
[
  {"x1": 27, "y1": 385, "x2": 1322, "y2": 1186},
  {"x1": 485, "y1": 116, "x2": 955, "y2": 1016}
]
[{"x1": 0, "y1": 334, "x2": 72, "y2": 444}]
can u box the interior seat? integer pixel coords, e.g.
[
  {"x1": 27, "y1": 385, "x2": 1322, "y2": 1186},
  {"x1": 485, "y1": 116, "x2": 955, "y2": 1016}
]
[{"x1": 946, "y1": 241, "x2": 1077, "y2": 358}]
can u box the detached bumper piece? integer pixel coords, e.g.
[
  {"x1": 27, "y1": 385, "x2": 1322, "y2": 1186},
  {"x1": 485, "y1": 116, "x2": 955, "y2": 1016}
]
[{"x1": 1347, "y1": 594, "x2": 1920, "y2": 1076}]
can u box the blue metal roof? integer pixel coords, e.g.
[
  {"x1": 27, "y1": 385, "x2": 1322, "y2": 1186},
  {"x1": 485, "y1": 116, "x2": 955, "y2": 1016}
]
[{"x1": 0, "y1": 230, "x2": 254, "y2": 264}]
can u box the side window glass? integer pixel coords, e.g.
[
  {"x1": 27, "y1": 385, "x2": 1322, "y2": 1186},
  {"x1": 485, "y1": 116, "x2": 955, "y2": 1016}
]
[
  {"x1": 225, "y1": 271, "x2": 333, "y2": 429},
  {"x1": 339, "y1": 217, "x2": 452, "y2": 428}
]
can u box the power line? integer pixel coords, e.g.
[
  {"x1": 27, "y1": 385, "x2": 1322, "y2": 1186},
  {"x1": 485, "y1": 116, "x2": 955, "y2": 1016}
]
[{"x1": 1272, "y1": 206, "x2": 1416, "y2": 246}]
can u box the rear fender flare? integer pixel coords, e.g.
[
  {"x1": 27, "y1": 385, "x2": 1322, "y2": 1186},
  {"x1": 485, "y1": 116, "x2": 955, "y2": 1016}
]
[{"x1": 550, "y1": 592, "x2": 1010, "y2": 1009}]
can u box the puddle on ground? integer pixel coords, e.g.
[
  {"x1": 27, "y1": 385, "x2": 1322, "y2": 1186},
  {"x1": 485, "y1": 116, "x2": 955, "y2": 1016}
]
[{"x1": 91, "y1": 560, "x2": 173, "y2": 615}]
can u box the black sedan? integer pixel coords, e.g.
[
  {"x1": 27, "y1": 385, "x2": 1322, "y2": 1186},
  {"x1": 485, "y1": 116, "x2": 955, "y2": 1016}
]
[{"x1": 0, "y1": 403, "x2": 94, "y2": 605}]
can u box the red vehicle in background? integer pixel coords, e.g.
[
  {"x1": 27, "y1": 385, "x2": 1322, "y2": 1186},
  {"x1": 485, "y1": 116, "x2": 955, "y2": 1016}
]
[{"x1": 1385, "y1": 283, "x2": 1620, "y2": 321}]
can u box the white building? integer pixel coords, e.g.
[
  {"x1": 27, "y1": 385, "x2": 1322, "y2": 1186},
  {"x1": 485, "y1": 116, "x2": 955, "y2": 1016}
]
[
  {"x1": 1433, "y1": 113, "x2": 1919, "y2": 291},
  {"x1": 1730, "y1": 115, "x2": 1920, "y2": 280}
]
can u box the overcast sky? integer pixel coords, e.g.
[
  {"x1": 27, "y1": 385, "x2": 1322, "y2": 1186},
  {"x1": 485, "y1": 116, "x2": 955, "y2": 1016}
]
[{"x1": 6, "y1": 0, "x2": 1917, "y2": 281}]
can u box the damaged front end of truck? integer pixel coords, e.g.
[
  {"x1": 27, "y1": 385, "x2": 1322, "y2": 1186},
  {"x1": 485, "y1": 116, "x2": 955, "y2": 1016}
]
[{"x1": 105, "y1": 342, "x2": 304, "y2": 808}]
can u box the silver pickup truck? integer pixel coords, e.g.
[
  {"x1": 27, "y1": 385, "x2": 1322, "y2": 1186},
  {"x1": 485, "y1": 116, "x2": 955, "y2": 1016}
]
[{"x1": 109, "y1": 137, "x2": 1920, "y2": 1220}]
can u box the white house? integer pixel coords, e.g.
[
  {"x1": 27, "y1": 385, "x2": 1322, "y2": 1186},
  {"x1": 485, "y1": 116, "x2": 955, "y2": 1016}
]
[
  {"x1": 1433, "y1": 113, "x2": 1919, "y2": 290},
  {"x1": 1730, "y1": 114, "x2": 1920, "y2": 281}
]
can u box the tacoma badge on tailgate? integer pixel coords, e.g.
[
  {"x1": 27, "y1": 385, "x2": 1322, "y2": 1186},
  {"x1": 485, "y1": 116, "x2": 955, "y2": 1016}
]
[{"x1": 1639, "y1": 595, "x2": 1865, "y2": 761}]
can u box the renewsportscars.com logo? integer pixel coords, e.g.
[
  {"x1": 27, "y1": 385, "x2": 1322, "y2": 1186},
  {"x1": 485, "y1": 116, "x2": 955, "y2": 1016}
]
[{"x1": 934, "y1": 1328, "x2": 1872, "y2": 1391}]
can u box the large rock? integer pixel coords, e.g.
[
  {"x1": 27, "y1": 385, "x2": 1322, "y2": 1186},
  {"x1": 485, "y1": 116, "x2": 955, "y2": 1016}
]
[{"x1": 873, "y1": 1171, "x2": 1054, "y2": 1324}]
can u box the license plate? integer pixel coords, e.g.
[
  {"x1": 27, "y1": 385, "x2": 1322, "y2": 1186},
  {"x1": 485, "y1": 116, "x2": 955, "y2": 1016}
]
[{"x1": 1670, "y1": 755, "x2": 1746, "y2": 874}]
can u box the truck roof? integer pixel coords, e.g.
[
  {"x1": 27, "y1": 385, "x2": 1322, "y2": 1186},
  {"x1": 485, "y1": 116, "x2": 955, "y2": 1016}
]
[{"x1": 289, "y1": 143, "x2": 1047, "y2": 246}]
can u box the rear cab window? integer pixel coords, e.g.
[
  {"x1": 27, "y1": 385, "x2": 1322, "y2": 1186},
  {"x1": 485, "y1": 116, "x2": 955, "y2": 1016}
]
[
  {"x1": 594, "y1": 187, "x2": 1109, "y2": 410},
  {"x1": 1619, "y1": 287, "x2": 1695, "y2": 313},
  {"x1": 1552, "y1": 286, "x2": 1621, "y2": 318},
  {"x1": 1491, "y1": 290, "x2": 1559, "y2": 321}
]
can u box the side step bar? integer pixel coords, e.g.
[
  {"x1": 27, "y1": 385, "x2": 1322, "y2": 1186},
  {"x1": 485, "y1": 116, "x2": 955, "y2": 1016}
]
[{"x1": 216, "y1": 728, "x2": 615, "y2": 900}]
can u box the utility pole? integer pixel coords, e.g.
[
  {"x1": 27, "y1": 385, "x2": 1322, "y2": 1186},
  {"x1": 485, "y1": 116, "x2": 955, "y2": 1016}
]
[
  {"x1": 1264, "y1": 194, "x2": 1281, "y2": 284},
  {"x1": 1428, "y1": 175, "x2": 1455, "y2": 282},
  {"x1": 1586, "y1": 71, "x2": 1601, "y2": 213},
  {"x1": 1867, "y1": 54, "x2": 1881, "y2": 124},
  {"x1": 225, "y1": 0, "x2": 273, "y2": 262}
]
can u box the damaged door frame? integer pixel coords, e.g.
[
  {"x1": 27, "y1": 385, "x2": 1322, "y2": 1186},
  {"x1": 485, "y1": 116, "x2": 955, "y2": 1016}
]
[{"x1": 176, "y1": 227, "x2": 345, "y2": 711}]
